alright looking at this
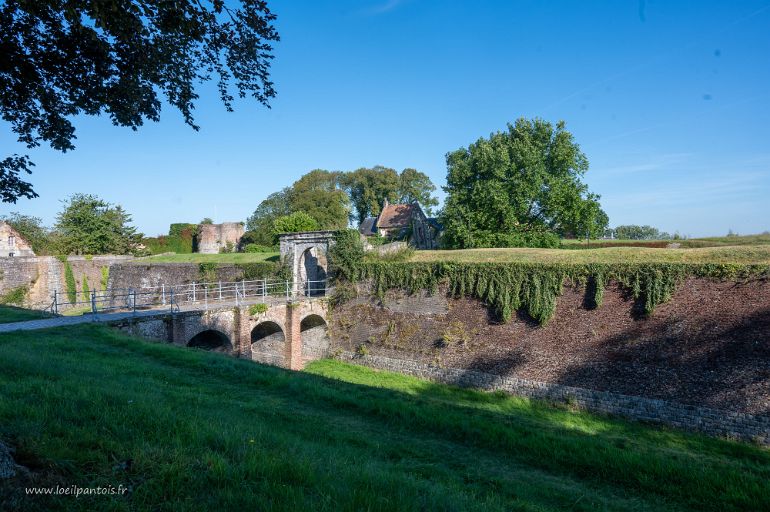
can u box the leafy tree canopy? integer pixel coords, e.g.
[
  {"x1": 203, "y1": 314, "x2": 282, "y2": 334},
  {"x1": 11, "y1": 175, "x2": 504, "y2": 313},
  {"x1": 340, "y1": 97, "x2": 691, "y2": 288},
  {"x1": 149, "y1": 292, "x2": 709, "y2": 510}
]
[
  {"x1": 611, "y1": 225, "x2": 672, "y2": 240},
  {"x1": 55, "y1": 193, "x2": 143, "y2": 255},
  {"x1": 440, "y1": 118, "x2": 608, "y2": 248},
  {"x1": 271, "y1": 211, "x2": 319, "y2": 244},
  {"x1": 341, "y1": 166, "x2": 439, "y2": 224},
  {"x1": 287, "y1": 170, "x2": 349, "y2": 230},
  {"x1": 1, "y1": 0, "x2": 279, "y2": 203},
  {"x1": 245, "y1": 188, "x2": 292, "y2": 246}
]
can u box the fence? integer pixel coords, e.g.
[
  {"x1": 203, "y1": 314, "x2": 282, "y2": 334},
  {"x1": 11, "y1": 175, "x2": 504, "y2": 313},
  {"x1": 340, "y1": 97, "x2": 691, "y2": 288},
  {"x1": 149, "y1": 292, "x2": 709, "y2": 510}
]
[{"x1": 47, "y1": 279, "x2": 328, "y2": 316}]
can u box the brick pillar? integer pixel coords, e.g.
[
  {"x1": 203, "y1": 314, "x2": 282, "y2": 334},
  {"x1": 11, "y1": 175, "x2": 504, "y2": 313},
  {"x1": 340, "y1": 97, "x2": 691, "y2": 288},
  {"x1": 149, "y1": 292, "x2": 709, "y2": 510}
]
[
  {"x1": 238, "y1": 308, "x2": 252, "y2": 359},
  {"x1": 285, "y1": 303, "x2": 304, "y2": 370},
  {"x1": 171, "y1": 314, "x2": 186, "y2": 345}
]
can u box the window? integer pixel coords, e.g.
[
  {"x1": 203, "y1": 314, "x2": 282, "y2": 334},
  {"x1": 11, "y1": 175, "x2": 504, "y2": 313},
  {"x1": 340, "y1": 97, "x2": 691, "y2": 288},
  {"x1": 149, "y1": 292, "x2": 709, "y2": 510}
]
[
  {"x1": 8, "y1": 235, "x2": 15, "y2": 247},
  {"x1": 8, "y1": 252, "x2": 14, "y2": 258}
]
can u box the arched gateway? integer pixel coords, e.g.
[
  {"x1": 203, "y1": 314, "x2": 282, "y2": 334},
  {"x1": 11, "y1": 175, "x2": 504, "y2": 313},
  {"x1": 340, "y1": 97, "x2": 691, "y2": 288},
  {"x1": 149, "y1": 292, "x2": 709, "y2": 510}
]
[{"x1": 278, "y1": 231, "x2": 334, "y2": 296}]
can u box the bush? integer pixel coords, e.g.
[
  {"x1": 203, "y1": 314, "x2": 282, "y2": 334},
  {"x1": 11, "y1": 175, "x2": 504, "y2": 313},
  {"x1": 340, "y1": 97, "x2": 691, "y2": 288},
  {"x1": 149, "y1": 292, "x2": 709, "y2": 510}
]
[
  {"x1": 248, "y1": 303, "x2": 269, "y2": 316},
  {"x1": 64, "y1": 261, "x2": 77, "y2": 303},
  {"x1": 463, "y1": 230, "x2": 560, "y2": 249},
  {"x1": 244, "y1": 244, "x2": 276, "y2": 253},
  {"x1": 82, "y1": 276, "x2": 90, "y2": 302},
  {"x1": 329, "y1": 229, "x2": 365, "y2": 280},
  {"x1": 0, "y1": 286, "x2": 28, "y2": 306}
]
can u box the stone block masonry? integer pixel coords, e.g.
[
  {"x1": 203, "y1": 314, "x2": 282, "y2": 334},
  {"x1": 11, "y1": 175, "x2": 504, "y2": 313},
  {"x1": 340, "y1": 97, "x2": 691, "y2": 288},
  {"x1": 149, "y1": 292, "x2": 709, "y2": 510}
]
[{"x1": 339, "y1": 352, "x2": 770, "y2": 446}]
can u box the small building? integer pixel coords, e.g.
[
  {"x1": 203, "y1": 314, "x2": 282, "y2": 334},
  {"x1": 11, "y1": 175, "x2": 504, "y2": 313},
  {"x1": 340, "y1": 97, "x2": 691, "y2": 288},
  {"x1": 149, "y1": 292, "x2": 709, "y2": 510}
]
[
  {"x1": 195, "y1": 222, "x2": 245, "y2": 254},
  {"x1": 358, "y1": 199, "x2": 440, "y2": 249},
  {"x1": 0, "y1": 222, "x2": 35, "y2": 257}
]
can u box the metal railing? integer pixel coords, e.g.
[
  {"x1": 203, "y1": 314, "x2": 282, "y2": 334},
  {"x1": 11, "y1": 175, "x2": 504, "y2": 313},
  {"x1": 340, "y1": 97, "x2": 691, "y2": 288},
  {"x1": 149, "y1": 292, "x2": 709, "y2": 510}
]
[{"x1": 48, "y1": 279, "x2": 328, "y2": 316}]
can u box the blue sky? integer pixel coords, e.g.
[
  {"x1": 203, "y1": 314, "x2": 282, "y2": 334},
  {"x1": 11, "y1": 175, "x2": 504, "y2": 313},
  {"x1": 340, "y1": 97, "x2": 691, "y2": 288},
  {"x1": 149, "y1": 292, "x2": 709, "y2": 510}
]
[{"x1": 2, "y1": 0, "x2": 769, "y2": 237}]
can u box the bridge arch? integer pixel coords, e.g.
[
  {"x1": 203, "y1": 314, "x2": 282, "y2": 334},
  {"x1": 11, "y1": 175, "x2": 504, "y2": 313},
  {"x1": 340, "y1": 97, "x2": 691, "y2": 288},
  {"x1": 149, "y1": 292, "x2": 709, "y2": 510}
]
[
  {"x1": 187, "y1": 329, "x2": 232, "y2": 352},
  {"x1": 251, "y1": 321, "x2": 286, "y2": 366},
  {"x1": 300, "y1": 314, "x2": 330, "y2": 362}
]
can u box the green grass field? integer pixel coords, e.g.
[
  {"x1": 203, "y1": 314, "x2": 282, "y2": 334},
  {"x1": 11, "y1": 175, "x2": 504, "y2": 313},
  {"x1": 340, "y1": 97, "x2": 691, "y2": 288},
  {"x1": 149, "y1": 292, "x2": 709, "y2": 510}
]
[
  {"x1": 562, "y1": 233, "x2": 770, "y2": 249},
  {"x1": 0, "y1": 324, "x2": 767, "y2": 511},
  {"x1": 0, "y1": 305, "x2": 51, "y2": 324},
  {"x1": 137, "y1": 252, "x2": 279, "y2": 263},
  {"x1": 410, "y1": 245, "x2": 770, "y2": 264}
]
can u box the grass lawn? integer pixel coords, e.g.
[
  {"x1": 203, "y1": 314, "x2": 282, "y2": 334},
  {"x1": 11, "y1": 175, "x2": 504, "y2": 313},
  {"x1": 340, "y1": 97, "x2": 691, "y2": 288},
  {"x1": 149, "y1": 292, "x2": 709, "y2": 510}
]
[
  {"x1": 562, "y1": 233, "x2": 770, "y2": 249},
  {"x1": 0, "y1": 305, "x2": 51, "y2": 324},
  {"x1": 411, "y1": 245, "x2": 770, "y2": 264},
  {"x1": 0, "y1": 324, "x2": 767, "y2": 511},
  {"x1": 137, "y1": 252, "x2": 279, "y2": 264}
]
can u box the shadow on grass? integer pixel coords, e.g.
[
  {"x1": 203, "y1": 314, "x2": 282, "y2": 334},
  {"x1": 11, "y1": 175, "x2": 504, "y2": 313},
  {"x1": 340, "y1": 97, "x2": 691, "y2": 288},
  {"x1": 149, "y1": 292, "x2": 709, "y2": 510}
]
[{"x1": 1, "y1": 323, "x2": 769, "y2": 512}]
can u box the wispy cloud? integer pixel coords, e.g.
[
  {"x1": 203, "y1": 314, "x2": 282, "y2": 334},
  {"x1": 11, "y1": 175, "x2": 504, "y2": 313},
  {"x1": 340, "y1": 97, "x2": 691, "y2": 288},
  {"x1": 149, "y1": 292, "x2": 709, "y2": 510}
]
[
  {"x1": 361, "y1": 0, "x2": 410, "y2": 16},
  {"x1": 594, "y1": 153, "x2": 693, "y2": 175}
]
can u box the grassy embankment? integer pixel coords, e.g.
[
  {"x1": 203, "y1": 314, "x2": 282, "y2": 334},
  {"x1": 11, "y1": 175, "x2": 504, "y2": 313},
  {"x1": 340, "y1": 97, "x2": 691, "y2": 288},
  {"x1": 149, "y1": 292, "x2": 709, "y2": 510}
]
[
  {"x1": 0, "y1": 305, "x2": 51, "y2": 324},
  {"x1": 411, "y1": 244, "x2": 770, "y2": 264},
  {"x1": 137, "y1": 252, "x2": 279, "y2": 263},
  {"x1": 0, "y1": 323, "x2": 768, "y2": 511}
]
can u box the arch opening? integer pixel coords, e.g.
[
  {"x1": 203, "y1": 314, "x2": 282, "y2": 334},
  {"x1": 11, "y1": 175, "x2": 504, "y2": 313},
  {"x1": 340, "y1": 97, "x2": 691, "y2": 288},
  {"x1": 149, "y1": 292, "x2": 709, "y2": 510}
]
[
  {"x1": 188, "y1": 329, "x2": 232, "y2": 352},
  {"x1": 251, "y1": 321, "x2": 286, "y2": 366},
  {"x1": 300, "y1": 314, "x2": 330, "y2": 362},
  {"x1": 299, "y1": 247, "x2": 327, "y2": 297}
]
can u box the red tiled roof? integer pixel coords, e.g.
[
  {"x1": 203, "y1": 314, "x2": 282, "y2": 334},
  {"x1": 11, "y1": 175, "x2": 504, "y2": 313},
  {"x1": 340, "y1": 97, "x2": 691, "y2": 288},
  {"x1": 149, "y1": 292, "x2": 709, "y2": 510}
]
[{"x1": 376, "y1": 203, "x2": 415, "y2": 229}]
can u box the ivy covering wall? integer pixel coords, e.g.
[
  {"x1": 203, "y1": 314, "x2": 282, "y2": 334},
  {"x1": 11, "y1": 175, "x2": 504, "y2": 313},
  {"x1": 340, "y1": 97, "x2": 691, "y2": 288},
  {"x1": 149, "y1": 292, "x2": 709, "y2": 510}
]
[{"x1": 343, "y1": 262, "x2": 770, "y2": 324}]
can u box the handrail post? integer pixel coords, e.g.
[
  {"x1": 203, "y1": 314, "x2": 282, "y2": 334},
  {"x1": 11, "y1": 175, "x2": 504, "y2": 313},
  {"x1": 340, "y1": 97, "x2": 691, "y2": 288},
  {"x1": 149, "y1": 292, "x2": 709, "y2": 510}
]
[
  {"x1": 192, "y1": 282, "x2": 196, "y2": 302},
  {"x1": 218, "y1": 281, "x2": 222, "y2": 301},
  {"x1": 53, "y1": 290, "x2": 58, "y2": 315},
  {"x1": 132, "y1": 289, "x2": 136, "y2": 314},
  {"x1": 91, "y1": 290, "x2": 97, "y2": 315},
  {"x1": 169, "y1": 289, "x2": 175, "y2": 314},
  {"x1": 285, "y1": 280, "x2": 289, "y2": 301},
  {"x1": 162, "y1": 283, "x2": 166, "y2": 305},
  {"x1": 205, "y1": 286, "x2": 208, "y2": 311},
  {"x1": 263, "y1": 279, "x2": 267, "y2": 301}
]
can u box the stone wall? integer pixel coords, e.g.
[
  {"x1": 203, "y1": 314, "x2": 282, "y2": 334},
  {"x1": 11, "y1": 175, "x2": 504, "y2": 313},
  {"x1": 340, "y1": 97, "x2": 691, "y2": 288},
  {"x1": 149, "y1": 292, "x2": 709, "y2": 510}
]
[
  {"x1": 329, "y1": 278, "x2": 770, "y2": 443},
  {"x1": 0, "y1": 255, "x2": 133, "y2": 308},
  {"x1": 108, "y1": 262, "x2": 245, "y2": 291},
  {"x1": 339, "y1": 352, "x2": 769, "y2": 445},
  {"x1": 196, "y1": 223, "x2": 244, "y2": 254}
]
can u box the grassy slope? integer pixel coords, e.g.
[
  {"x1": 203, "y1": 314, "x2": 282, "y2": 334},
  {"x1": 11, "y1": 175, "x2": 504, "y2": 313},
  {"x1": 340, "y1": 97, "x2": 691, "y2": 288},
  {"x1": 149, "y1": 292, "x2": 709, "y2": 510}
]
[
  {"x1": 0, "y1": 325, "x2": 767, "y2": 511},
  {"x1": 561, "y1": 233, "x2": 770, "y2": 249},
  {"x1": 0, "y1": 305, "x2": 50, "y2": 324},
  {"x1": 136, "y1": 252, "x2": 279, "y2": 263},
  {"x1": 411, "y1": 245, "x2": 770, "y2": 264}
]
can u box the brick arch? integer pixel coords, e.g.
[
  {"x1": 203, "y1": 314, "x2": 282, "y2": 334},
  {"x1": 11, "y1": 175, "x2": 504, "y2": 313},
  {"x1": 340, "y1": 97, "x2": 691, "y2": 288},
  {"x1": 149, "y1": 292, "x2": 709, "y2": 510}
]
[
  {"x1": 250, "y1": 320, "x2": 286, "y2": 366},
  {"x1": 300, "y1": 313, "x2": 330, "y2": 363},
  {"x1": 187, "y1": 329, "x2": 232, "y2": 352}
]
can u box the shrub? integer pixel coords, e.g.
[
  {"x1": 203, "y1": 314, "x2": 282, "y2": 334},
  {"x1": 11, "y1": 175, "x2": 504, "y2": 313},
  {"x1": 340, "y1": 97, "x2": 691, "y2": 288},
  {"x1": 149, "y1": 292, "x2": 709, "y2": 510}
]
[
  {"x1": 64, "y1": 261, "x2": 77, "y2": 303},
  {"x1": 100, "y1": 266, "x2": 109, "y2": 291},
  {"x1": 82, "y1": 276, "x2": 90, "y2": 302},
  {"x1": 249, "y1": 303, "x2": 269, "y2": 316},
  {"x1": 0, "y1": 286, "x2": 28, "y2": 306},
  {"x1": 355, "y1": 343, "x2": 369, "y2": 356},
  {"x1": 244, "y1": 244, "x2": 276, "y2": 253},
  {"x1": 329, "y1": 229, "x2": 365, "y2": 280},
  {"x1": 198, "y1": 262, "x2": 218, "y2": 283}
]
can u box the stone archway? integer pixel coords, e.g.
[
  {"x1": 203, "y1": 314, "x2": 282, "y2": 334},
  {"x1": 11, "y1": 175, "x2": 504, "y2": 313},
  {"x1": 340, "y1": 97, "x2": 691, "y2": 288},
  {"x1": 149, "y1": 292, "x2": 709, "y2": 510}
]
[
  {"x1": 187, "y1": 329, "x2": 232, "y2": 352},
  {"x1": 299, "y1": 247, "x2": 327, "y2": 296},
  {"x1": 300, "y1": 314, "x2": 330, "y2": 362},
  {"x1": 251, "y1": 321, "x2": 286, "y2": 366},
  {"x1": 278, "y1": 231, "x2": 334, "y2": 297}
]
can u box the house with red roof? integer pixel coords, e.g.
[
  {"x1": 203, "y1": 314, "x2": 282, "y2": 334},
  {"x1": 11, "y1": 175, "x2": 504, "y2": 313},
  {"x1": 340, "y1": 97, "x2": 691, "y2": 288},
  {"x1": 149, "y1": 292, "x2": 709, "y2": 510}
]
[{"x1": 358, "y1": 199, "x2": 441, "y2": 249}]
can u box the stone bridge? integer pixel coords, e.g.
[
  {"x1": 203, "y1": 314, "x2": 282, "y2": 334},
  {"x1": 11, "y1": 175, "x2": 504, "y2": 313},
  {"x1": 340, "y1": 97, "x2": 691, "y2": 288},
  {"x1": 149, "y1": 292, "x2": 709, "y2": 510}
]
[
  {"x1": 108, "y1": 230, "x2": 338, "y2": 370},
  {"x1": 113, "y1": 299, "x2": 330, "y2": 370}
]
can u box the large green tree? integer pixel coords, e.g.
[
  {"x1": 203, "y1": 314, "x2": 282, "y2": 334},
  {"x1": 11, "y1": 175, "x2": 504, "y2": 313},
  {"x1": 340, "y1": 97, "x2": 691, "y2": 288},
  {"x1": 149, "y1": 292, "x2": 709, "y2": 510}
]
[
  {"x1": 245, "y1": 171, "x2": 349, "y2": 246},
  {"x1": 342, "y1": 166, "x2": 439, "y2": 223},
  {"x1": 287, "y1": 170, "x2": 349, "y2": 230},
  {"x1": 0, "y1": 0, "x2": 279, "y2": 203},
  {"x1": 245, "y1": 188, "x2": 292, "y2": 246},
  {"x1": 55, "y1": 194, "x2": 143, "y2": 255},
  {"x1": 441, "y1": 118, "x2": 608, "y2": 248}
]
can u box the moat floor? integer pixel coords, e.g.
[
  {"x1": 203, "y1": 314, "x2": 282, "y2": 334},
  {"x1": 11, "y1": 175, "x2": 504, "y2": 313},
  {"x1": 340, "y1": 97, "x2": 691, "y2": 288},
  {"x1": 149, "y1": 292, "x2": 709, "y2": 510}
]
[{"x1": 0, "y1": 324, "x2": 768, "y2": 511}]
